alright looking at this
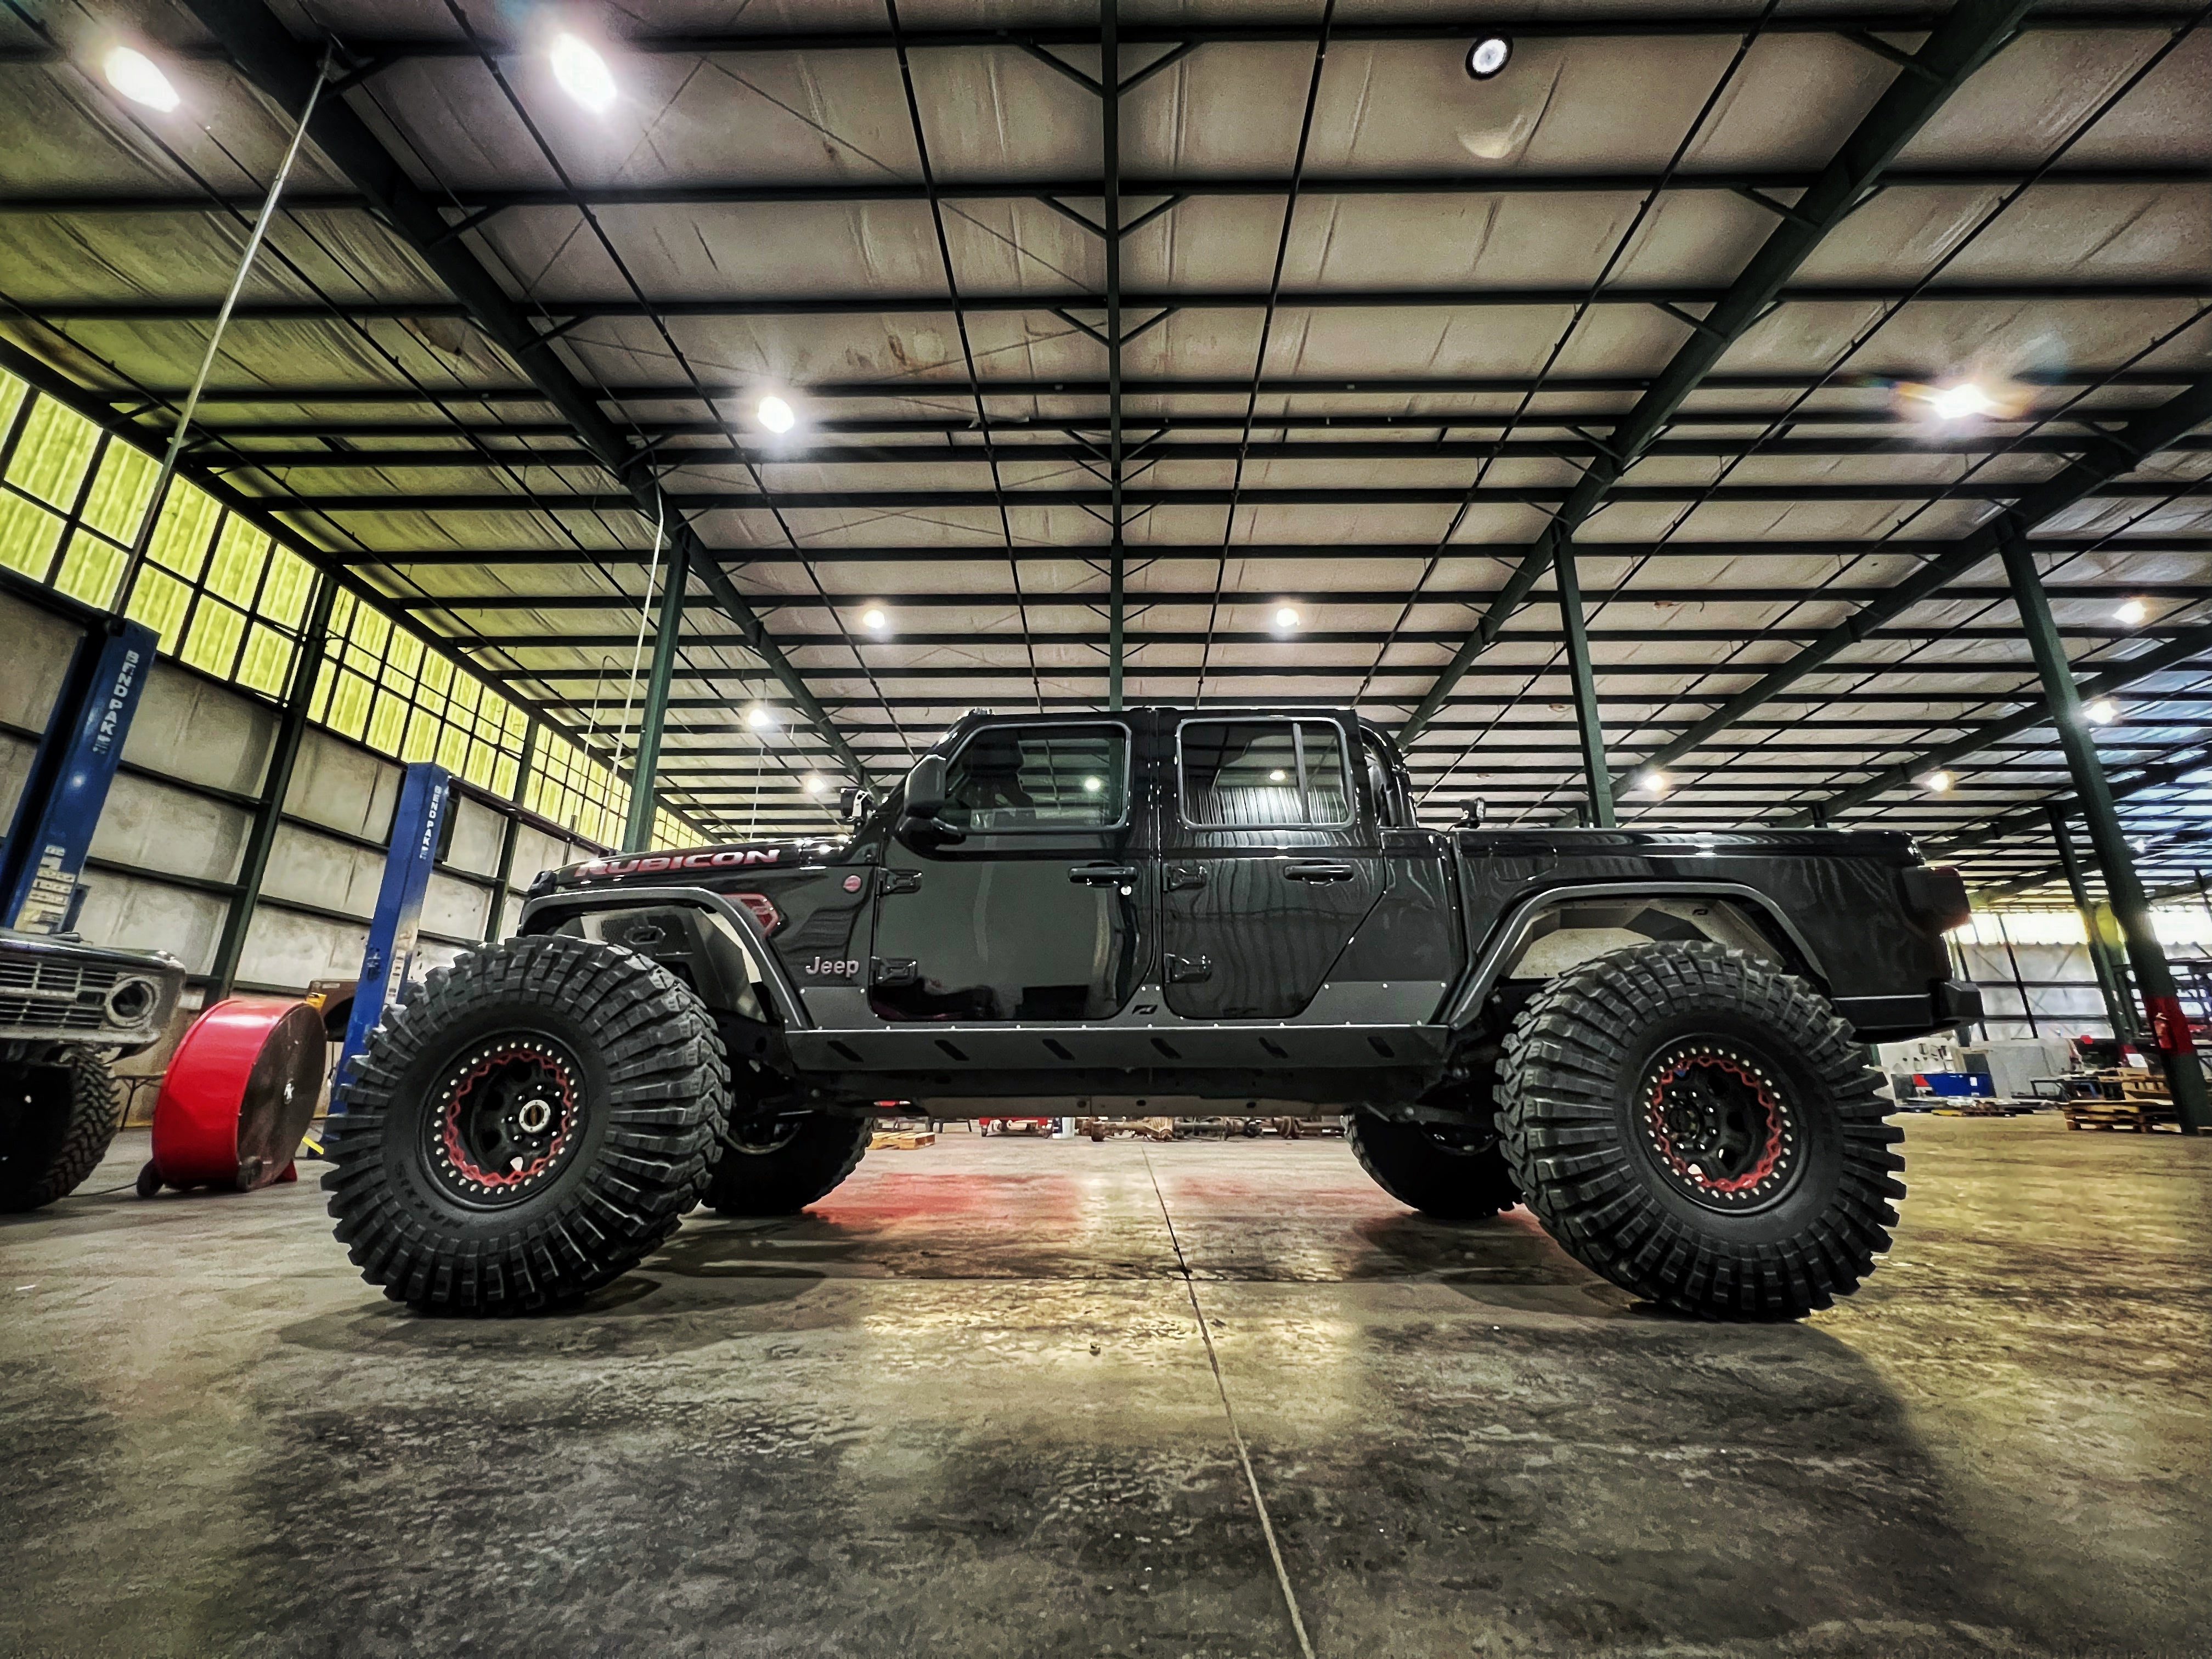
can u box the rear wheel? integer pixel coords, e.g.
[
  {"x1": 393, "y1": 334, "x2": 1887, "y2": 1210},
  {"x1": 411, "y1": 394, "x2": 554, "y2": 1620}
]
[
  {"x1": 1347, "y1": 1110, "x2": 1521, "y2": 1221},
  {"x1": 0, "y1": 1049, "x2": 121, "y2": 1212},
  {"x1": 323, "y1": 935, "x2": 727, "y2": 1313},
  {"x1": 1497, "y1": 941, "x2": 1903, "y2": 1321},
  {"x1": 701, "y1": 1108, "x2": 872, "y2": 1217}
]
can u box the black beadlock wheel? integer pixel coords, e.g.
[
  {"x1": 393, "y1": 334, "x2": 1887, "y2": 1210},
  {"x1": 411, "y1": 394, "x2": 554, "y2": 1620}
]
[
  {"x1": 1347, "y1": 1111, "x2": 1522, "y2": 1221},
  {"x1": 323, "y1": 934, "x2": 728, "y2": 1313},
  {"x1": 0, "y1": 1049, "x2": 122, "y2": 1213},
  {"x1": 1497, "y1": 940, "x2": 1904, "y2": 1321},
  {"x1": 701, "y1": 1108, "x2": 872, "y2": 1217}
]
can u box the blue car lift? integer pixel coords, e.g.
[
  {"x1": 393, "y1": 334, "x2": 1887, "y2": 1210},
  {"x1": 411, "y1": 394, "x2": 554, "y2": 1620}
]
[
  {"x1": 0, "y1": 578, "x2": 158, "y2": 937},
  {"x1": 332, "y1": 761, "x2": 454, "y2": 1109}
]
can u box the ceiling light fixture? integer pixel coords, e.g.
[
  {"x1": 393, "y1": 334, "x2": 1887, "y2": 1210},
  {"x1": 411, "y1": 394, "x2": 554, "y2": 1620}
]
[
  {"x1": 550, "y1": 32, "x2": 617, "y2": 112},
  {"x1": 1639, "y1": 769, "x2": 1669, "y2": 794},
  {"x1": 1926, "y1": 380, "x2": 1995, "y2": 422},
  {"x1": 860, "y1": 606, "x2": 888, "y2": 632},
  {"x1": 2115, "y1": 597, "x2": 2149, "y2": 626},
  {"x1": 1268, "y1": 769, "x2": 1288, "y2": 783},
  {"x1": 104, "y1": 45, "x2": 179, "y2": 111},
  {"x1": 802, "y1": 773, "x2": 825, "y2": 795},
  {"x1": 1465, "y1": 34, "x2": 1513, "y2": 80},
  {"x1": 757, "y1": 394, "x2": 796, "y2": 434},
  {"x1": 1082, "y1": 776, "x2": 1103, "y2": 794},
  {"x1": 744, "y1": 704, "x2": 775, "y2": 731},
  {"x1": 1920, "y1": 770, "x2": 1952, "y2": 793},
  {"x1": 2086, "y1": 699, "x2": 2119, "y2": 725},
  {"x1": 1273, "y1": 605, "x2": 1301, "y2": 631}
]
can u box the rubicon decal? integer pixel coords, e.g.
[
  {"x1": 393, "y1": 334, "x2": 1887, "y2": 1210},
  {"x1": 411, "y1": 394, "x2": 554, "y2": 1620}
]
[{"x1": 573, "y1": 848, "x2": 785, "y2": 878}]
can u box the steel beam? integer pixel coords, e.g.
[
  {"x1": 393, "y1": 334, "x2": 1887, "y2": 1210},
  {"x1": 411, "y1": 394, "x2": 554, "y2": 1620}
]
[
  {"x1": 1553, "y1": 549, "x2": 1615, "y2": 825},
  {"x1": 620, "y1": 541, "x2": 690, "y2": 853},
  {"x1": 259, "y1": 479, "x2": 2203, "y2": 512},
  {"x1": 1585, "y1": 370, "x2": 2212, "y2": 800},
  {"x1": 1791, "y1": 617, "x2": 2212, "y2": 823},
  {"x1": 180, "y1": 0, "x2": 874, "y2": 789},
  {"x1": 2049, "y1": 804, "x2": 2140, "y2": 1041},
  {"x1": 483, "y1": 718, "x2": 540, "y2": 941},
  {"x1": 1103, "y1": 0, "x2": 1126, "y2": 711},
  {"x1": 208, "y1": 573, "x2": 336, "y2": 995},
  {"x1": 2006, "y1": 538, "x2": 2207, "y2": 1130},
  {"x1": 1396, "y1": 0, "x2": 2037, "y2": 744},
  {"x1": 31, "y1": 278, "x2": 2207, "y2": 323},
  {"x1": 8, "y1": 164, "x2": 2203, "y2": 216}
]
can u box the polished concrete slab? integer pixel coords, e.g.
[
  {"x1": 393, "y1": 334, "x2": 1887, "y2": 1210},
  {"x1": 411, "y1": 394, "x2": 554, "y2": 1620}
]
[{"x1": 2, "y1": 1117, "x2": 2205, "y2": 1658}]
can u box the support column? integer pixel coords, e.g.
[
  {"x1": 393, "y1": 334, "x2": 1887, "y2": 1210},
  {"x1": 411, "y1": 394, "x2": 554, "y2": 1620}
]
[
  {"x1": 2006, "y1": 535, "x2": 2206, "y2": 1130},
  {"x1": 622, "y1": 537, "x2": 689, "y2": 854},
  {"x1": 483, "y1": 717, "x2": 540, "y2": 943},
  {"x1": 2050, "y1": 805, "x2": 2134, "y2": 1041},
  {"x1": 1102, "y1": 0, "x2": 1125, "y2": 712},
  {"x1": 1991, "y1": 909, "x2": 2039, "y2": 1039},
  {"x1": 211, "y1": 574, "x2": 335, "y2": 996},
  {"x1": 1554, "y1": 544, "x2": 1615, "y2": 828}
]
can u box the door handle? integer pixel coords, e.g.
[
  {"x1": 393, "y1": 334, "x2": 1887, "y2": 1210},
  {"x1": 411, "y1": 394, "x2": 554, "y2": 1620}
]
[
  {"x1": 1165, "y1": 865, "x2": 1208, "y2": 891},
  {"x1": 1284, "y1": 860, "x2": 1356, "y2": 883},
  {"x1": 879, "y1": 869, "x2": 921, "y2": 895},
  {"x1": 1165, "y1": 953, "x2": 1213, "y2": 984},
  {"x1": 1068, "y1": 864, "x2": 1137, "y2": 887}
]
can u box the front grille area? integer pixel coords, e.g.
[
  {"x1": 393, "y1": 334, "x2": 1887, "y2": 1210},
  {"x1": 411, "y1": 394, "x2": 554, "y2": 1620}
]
[{"x1": 0, "y1": 960, "x2": 127, "y2": 1034}]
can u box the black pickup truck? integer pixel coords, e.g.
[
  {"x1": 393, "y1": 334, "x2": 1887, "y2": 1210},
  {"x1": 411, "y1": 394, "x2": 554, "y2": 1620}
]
[{"x1": 325, "y1": 706, "x2": 1977, "y2": 1321}]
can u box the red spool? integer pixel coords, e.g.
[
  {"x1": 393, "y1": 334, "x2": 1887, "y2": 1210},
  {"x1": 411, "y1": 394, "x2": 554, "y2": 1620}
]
[{"x1": 143, "y1": 998, "x2": 325, "y2": 1195}]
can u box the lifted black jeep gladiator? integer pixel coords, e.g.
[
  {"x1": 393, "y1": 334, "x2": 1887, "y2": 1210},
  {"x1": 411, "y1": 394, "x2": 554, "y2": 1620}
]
[{"x1": 326, "y1": 707, "x2": 1977, "y2": 1320}]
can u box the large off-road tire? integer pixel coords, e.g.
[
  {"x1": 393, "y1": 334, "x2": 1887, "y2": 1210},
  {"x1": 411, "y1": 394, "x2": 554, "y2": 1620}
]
[
  {"x1": 1497, "y1": 941, "x2": 1904, "y2": 1321},
  {"x1": 1347, "y1": 1110, "x2": 1521, "y2": 1221},
  {"x1": 323, "y1": 935, "x2": 727, "y2": 1313},
  {"x1": 701, "y1": 1109, "x2": 872, "y2": 1217},
  {"x1": 0, "y1": 1049, "x2": 121, "y2": 1212}
]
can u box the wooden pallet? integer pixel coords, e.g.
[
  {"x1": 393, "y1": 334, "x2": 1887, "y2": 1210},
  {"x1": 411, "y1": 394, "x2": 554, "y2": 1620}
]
[
  {"x1": 868, "y1": 1130, "x2": 936, "y2": 1151},
  {"x1": 2062, "y1": 1100, "x2": 2181, "y2": 1133}
]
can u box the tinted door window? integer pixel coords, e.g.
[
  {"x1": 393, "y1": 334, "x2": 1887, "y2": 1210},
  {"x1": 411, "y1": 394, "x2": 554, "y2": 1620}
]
[
  {"x1": 1179, "y1": 721, "x2": 1350, "y2": 827},
  {"x1": 940, "y1": 724, "x2": 1127, "y2": 832}
]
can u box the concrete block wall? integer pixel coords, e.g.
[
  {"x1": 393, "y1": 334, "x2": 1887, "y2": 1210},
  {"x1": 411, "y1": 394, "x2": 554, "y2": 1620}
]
[{"x1": 2, "y1": 586, "x2": 606, "y2": 998}]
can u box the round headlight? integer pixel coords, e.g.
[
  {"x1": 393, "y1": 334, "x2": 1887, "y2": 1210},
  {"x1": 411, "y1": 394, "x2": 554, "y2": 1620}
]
[{"x1": 105, "y1": 977, "x2": 159, "y2": 1025}]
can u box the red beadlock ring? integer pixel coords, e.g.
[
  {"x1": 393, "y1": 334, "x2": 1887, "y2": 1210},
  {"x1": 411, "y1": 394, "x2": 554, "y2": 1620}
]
[
  {"x1": 439, "y1": 1044, "x2": 577, "y2": 1190},
  {"x1": 1643, "y1": 1048, "x2": 1790, "y2": 1198}
]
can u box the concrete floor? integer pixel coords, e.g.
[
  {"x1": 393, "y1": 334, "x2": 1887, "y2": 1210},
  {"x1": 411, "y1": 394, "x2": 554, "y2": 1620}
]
[{"x1": 1, "y1": 1118, "x2": 2205, "y2": 1659}]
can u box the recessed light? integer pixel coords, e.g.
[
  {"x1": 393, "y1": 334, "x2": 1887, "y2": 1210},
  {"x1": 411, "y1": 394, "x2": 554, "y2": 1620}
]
[
  {"x1": 550, "y1": 33, "x2": 616, "y2": 112},
  {"x1": 104, "y1": 46, "x2": 179, "y2": 112},
  {"x1": 1466, "y1": 35, "x2": 1513, "y2": 80},
  {"x1": 1926, "y1": 381, "x2": 1995, "y2": 422},
  {"x1": 757, "y1": 394, "x2": 796, "y2": 434}
]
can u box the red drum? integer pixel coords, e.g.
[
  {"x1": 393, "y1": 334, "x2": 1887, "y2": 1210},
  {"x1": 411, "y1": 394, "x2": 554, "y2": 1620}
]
[{"x1": 142, "y1": 998, "x2": 325, "y2": 1195}]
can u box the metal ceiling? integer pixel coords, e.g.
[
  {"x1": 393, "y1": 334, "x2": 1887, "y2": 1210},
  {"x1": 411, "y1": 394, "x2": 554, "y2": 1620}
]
[{"x1": 2, "y1": 0, "x2": 2209, "y2": 900}]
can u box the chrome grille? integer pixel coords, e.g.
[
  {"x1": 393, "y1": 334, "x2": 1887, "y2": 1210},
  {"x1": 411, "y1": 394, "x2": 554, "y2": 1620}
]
[{"x1": 0, "y1": 960, "x2": 127, "y2": 1033}]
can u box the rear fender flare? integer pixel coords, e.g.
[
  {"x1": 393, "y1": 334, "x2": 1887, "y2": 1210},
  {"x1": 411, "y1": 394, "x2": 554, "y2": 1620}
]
[
  {"x1": 517, "y1": 886, "x2": 814, "y2": 1029},
  {"x1": 1440, "y1": 881, "x2": 1829, "y2": 1031}
]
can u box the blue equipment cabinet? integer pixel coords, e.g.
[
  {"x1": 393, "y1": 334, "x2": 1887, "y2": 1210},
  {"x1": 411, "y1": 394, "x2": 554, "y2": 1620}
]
[
  {"x1": 0, "y1": 611, "x2": 159, "y2": 935},
  {"x1": 334, "y1": 762, "x2": 454, "y2": 1105}
]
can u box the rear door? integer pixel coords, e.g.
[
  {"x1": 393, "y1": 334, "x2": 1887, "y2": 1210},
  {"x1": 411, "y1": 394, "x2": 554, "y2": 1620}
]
[
  {"x1": 1158, "y1": 715, "x2": 1387, "y2": 1019},
  {"x1": 868, "y1": 719, "x2": 1149, "y2": 1021}
]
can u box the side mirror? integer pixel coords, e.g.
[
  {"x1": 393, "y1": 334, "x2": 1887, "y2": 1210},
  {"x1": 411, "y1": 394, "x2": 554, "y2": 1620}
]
[
  {"x1": 904, "y1": 754, "x2": 948, "y2": 821},
  {"x1": 836, "y1": 785, "x2": 874, "y2": 826},
  {"x1": 1457, "y1": 797, "x2": 1486, "y2": 828}
]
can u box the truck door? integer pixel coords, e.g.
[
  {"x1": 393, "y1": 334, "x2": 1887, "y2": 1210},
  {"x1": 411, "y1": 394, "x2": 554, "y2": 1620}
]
[
  {"x1": 868, "y1": 719, "x2": 1149, "y2": 1021},
  {"x1": 1159, "y1": 715, "x2": 1387, "y2": 1019}
]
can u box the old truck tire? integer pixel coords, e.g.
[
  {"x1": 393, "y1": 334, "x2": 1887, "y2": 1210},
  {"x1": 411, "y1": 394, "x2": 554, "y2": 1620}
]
[
  {"x1": 0, "y1": 1049, "x2": 122, "y2": 1212},
  {"x1": 323, "y1": 935, "x2": 727, "y2": 1314},
  {"x1": 1347, "y1": 1111, "x2": 1521, "y2": 1221},
  {"x1": 702, "y1": 1110, "x2": 872, "y2": 1217},
  {"x1": 1497, "y1": 941, "x2": 1903, "y2": 1321}
]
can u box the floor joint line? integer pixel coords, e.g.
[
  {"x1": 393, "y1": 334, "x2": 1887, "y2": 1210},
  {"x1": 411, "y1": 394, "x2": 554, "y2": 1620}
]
[{"x1": 1144, "y1": 1150, "x2": 1317, "y2": 1659}]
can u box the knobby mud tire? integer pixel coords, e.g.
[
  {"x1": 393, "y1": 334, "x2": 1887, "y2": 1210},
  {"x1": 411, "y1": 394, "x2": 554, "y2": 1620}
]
[
  {"x1": 324, "y1": 934, "x2": 727, "y2": 1313},
  {"x1": 1496, "y1": 941, "x2": 1903, "y2": 1321}
]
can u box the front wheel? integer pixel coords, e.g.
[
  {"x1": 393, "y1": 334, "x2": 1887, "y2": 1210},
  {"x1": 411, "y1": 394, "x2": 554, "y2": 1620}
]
[
  {"x1": 0, "y1": 1049, "x2": 121, "y2": 1212},
  {"x1": 323, "y1": 935, "x2": 727, "y2": 1313},
  {"x1": 1347, "y1": 1111, "x2": 1521, "y2": 1220},
  {"x1": 1497, "y1": 941, "x2": 1904, "y2": 1321}
]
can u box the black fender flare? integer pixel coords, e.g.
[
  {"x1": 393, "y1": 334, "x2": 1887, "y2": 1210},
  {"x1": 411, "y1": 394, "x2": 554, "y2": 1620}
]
[
  {"x1": 516, "y1": 886, "x2": 814, "y2": 1029},
  {"x1": 1438, "y1": 880, "x2": 1830, "y2": 1031}
]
